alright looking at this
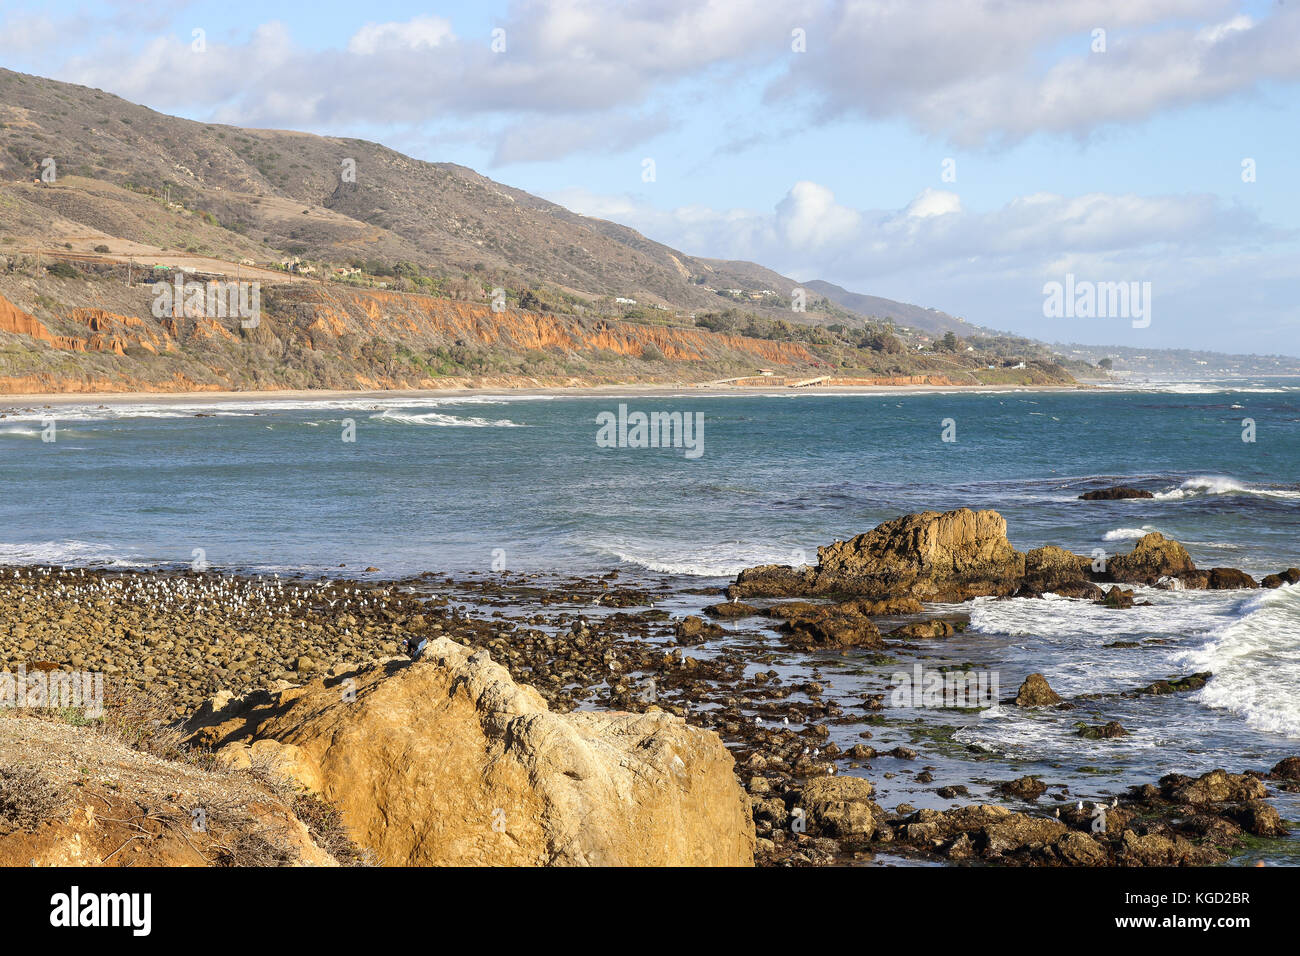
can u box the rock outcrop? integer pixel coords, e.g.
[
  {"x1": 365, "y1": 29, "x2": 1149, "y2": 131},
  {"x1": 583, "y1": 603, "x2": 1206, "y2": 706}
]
[
  {"x1": 732, "y1": 508, "x2": 1024, "y2": 601},
  {"x1": 1014, "y1": 673, "x2": 1062, "y2": 707},
  {"x1": 1079, "y1": 486, "x2": 1154, "y2": 500},
  {"x1": 730, "y1": 512, "x2": 1263, "y2": 607},
  {"x1": 182, "y1": 639, "x2": 755, "y2": 867},
  {"x1": 1103, "y1": 531, "x2": 1196, "y2": 585}
]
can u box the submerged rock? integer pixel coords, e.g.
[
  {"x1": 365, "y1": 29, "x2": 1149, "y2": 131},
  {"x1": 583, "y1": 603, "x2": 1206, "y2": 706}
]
[
  {"x1": 1262, "y1": 568, "x2": 1300, "y2": 589},
  {"x1": 1205, "y1": 567, "x2": 1259, "y2": 589},
  {"x1": 1100, "y1": 585, "x2": 1136, "y2": 609},
  {"x1": 1079, "y1": 486, "x2": 1154, "y2": 500},
  {"x1": 776, "y1": 603, "x2": 883, "y2": 648},
  {"x1": 1077, "y1": 720, "x2": 1130, "y2": 739},
  {"x1": 886, "y1": 620, "x2": 955, "y2": 640},
  {"x1": 182, "y1": 640, "x2": 755, "y2": 866},
  {"x1": 998, "y1": 776, "x2": 1048, "y2": 801},
  {"x1": 703, "y1": 601, "x2": 759, "y2": 619}
]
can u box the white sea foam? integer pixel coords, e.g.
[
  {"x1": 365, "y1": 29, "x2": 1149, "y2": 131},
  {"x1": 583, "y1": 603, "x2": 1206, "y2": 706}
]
[
  {"x1": 368, "y1": 409, "x2": 524, "y2": 427},
  {"x1": 1102, "y1": 525, "x2": 1160, "y2": 541},
  {"x1": 585, "y1": 537, "x2": 802, "y2": 577},
  {"x1": 0, "y1": 395, "x2": 553, "y2": 423},
  {"x1": 0, "y1": 540, "x2": 143, "y2": 567},
  {"x1": 1154, "y1": 475, "x2": 1300, "y2": 500},
  {"x1": 1182, "y1": 584, "x2": 1300, "y2": 737}
]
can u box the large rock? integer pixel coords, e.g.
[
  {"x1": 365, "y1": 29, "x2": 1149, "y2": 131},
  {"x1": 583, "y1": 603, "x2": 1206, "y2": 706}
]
[
  {"x1": 777, "y1": 603, "x2": 882, "y2": 648},
  {"x1": 733, "y1": 509, "x2": 1024, "y2": 601},
  {"x1": 1014, "y1": 673, "x2": 1063, "y2": 707},
  {"x1": 1022, "y1": 545, "x2": 1094, "y2": 595},
  {"x1": 1205, "y1": 568, "x2": 1259, "y2": 590},
  {"x1": 900, "y1": 804, "x2": 1066, "y2": 853},
  {"x1": 1105, "y1": 532, "x2": 1197, "y2": 585},
  {"x1": 182, "y1": 640, "x2": 754, "y2": 866},
  {"x1": 798, "y1": 777, "x2": 881, "y2": 838},
  {"x1": 1160, "y1": 769, "x2": 1266, "y2": 805}
]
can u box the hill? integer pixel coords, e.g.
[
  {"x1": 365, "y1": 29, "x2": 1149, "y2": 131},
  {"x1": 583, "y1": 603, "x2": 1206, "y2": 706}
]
[{"x1": 0, "y1": 68, "x2": 1083, "y2": 392}]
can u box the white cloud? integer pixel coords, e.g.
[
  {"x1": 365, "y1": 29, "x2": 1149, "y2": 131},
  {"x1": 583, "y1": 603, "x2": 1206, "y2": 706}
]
[
  {"x1": 347, "y1": 16, "x2": 455, "y2": 55},
  {"x1": 768, "y1": 0, "x2": 1300, "y2": 147},
  {"x1": 26, "y1": 0, "x2": 1300, "y2": 161},
  {"x1": 776, "y1": 181, "x2": 861, "y2": 248},
  {"x1": 550, "y1": 180, "x2": 1292, "y2": 348}
]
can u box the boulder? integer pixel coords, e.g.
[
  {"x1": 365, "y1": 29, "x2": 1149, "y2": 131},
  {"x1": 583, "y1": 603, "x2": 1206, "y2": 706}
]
[
  {"x1": 798, "y1": 776, "x2": 881, "y2": 839},
  {"x1": 735, "y1": 509, "x2": 1024, "y2": 601},
  {"x1": 998, "y1": 776, "x2": 1048, "y2": 801},
  {"x1": 1079, "y1": 486, "x2": 1155, "y2": 500},
  {"x1": 1101, "y1": 585, "x2": 1136, "y2": 609},
  {"x1": 674, "y1": 615, "x2": 723, "y2": 644},
  {"x1": 702, "y1": 601, "x2": 759, "y2": 619},
  {"x1": 1226, "y1": 800, "x2": 1288, "y2": 837},
  {"x1": 1268, "y1": 756, "x2": 1300, "y2": 780},
  {"x1": 777, "y1": 603, "x2": 882, "y2": 649},
  {"x1": 1022, "y1": 545, "x2": 1093, "y2": 593},
  {"x1": 1105, "y1": 532, "x2": 1196, "y2": 585},
  {"x1": 852, "y1": 597, "x2": 925, "y2": 615},
  {"x1": 1262, "y1": 568, "x2": 1300, "y2": 589},
  {"x1": 886, "y1": 620, "x2": 955, "y2": 640},
  {"x1": 1160, "y1": 769, "x2": 1266, "y2": 805},
  {"x1": 1054, "y1": 831, "x2": 1108, "y2": 865},
  {"x1": 1205, "y1": 568, "x2": 1259, "y2": 590},
  {"x1": 1077, "y1": 720, "x2": 1130, "y2": 739},
  {"x1": 182, "y1": 640, "x2": 755, "y2": 866},
  {"x1": 900, "y1": 804, "x2": 1065, "y2": 853},
  {"x1": 1014, "y1": 673, "x2": 1062, "y2": 707}
]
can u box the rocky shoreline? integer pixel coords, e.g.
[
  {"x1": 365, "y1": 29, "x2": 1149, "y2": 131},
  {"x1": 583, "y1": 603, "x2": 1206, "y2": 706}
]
[{"x1": 2, "y1": 507, "x2": 1298, "y2": 866}]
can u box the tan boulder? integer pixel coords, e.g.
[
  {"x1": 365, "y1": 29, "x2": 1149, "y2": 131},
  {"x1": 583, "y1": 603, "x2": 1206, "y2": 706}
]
[
  {"x1": 183, "y1": 639, "x2": 754, "y2": 866},
  {"x1": 1014, "y1": 673, "x2": 1062, "y2": 707},
  {"x1": 798, "y1": 776, "x2": 881, "y2": 838},
  {"x1": 733, "y1": 508, "x2": 1024, "y2": 601},
  {"x1": 1106, "y1": 532, "x2": 1196, "y2": 584},
  {"x1": 1022, "y1": 545, "x2": 1093, "y2": 593}
]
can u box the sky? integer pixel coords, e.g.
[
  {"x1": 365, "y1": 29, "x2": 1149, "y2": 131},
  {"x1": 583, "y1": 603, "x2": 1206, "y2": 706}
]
[{"x1": 1, "y1": 0, "x2": 1298, "y2": 354}]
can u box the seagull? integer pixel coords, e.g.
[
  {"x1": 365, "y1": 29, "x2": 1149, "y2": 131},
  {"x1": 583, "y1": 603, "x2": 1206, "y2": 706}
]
[{"x1": 1076, "y1": 801, "x2": 1084, "y2": 811}]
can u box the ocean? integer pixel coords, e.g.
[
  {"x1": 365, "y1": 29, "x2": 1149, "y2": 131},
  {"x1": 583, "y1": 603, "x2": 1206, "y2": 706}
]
[{"x1": 4, "y1": 381, "x2": 1300, "y2": 852}]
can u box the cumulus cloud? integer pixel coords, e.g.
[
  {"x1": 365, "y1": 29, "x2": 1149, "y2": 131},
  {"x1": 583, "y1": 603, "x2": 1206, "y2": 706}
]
[
  {"x1": 347, "y1": 16, "x2": 454, "y2": 55},
  {"x1": 550, "y1": 180, "x2": 1292, "y2": 347},
  {"x1": 15, "y1": 0, "x2": 1300, "y2": 161},
  {"x1": 767, "y1": 0, "x2": 1300, "y2": 146}
]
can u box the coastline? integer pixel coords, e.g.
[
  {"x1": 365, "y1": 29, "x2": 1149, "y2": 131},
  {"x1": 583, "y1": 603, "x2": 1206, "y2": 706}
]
[
  {"x1": 0, "y1": 382, "x2": 1098, "y2": 408},
  {"x1": 3, "y1": 558, "x2": 1296, "y2": 867}
]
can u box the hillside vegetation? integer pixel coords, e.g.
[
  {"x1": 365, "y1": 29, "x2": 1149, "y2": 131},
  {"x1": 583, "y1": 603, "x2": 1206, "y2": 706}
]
[{"x1": 0, "y1": 68, "x2": 1086, "y2": 392}]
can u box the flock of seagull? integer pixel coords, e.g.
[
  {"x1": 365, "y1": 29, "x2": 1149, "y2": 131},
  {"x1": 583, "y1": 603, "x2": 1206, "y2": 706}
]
[{"x1": 2, "y1": 566, "x2": 394, "y2": 622}]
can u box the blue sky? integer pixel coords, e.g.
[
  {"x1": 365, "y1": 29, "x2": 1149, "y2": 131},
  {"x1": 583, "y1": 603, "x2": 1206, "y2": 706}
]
[{"x1": 2, "y1": 0, "x2": 1298, "y2": 354}]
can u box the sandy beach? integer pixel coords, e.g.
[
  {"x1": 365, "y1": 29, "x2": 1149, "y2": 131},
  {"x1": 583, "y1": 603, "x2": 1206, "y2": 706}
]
[{"x1": 0, "y1": 381, "x2": 1097, "y2": 409}]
